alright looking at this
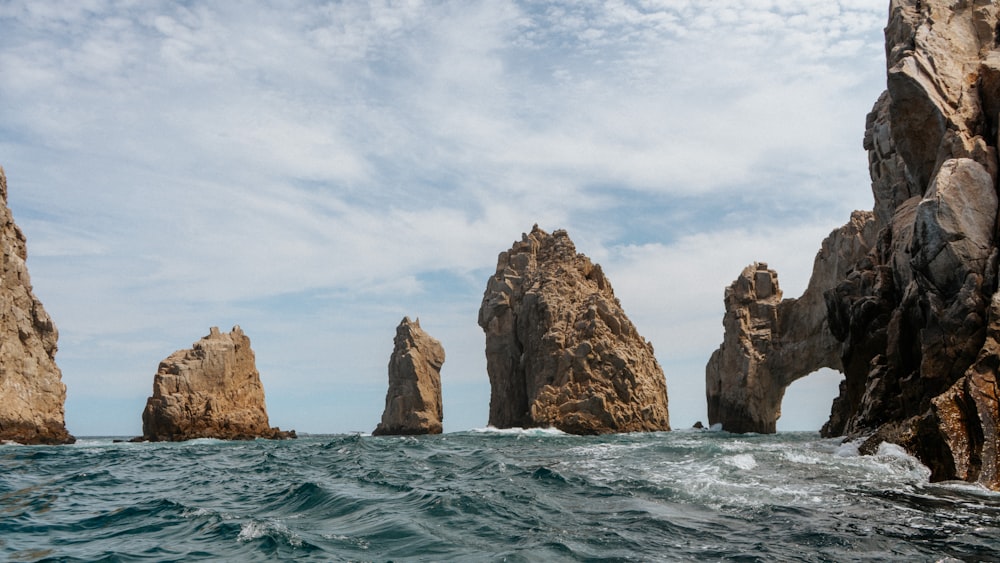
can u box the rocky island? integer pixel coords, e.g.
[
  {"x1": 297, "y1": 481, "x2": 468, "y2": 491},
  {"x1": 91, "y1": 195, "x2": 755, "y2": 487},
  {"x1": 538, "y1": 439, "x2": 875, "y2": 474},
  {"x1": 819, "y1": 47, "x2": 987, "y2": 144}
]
[
  {"x1": 373, "y1": 317, "x2": 445, "y2": 436},
  {"x1": 479, "y1": 226, "x2": 670, "y2": 434},
  {"x1": 140, "y1": 326, "x2": 294, "y2": 441},
  {"x1": 0, "y1": 166, "x2": 74, "y2": 445},
  {"x1": 709, "y1": 0, "x2": 1000, "y2": 490}
]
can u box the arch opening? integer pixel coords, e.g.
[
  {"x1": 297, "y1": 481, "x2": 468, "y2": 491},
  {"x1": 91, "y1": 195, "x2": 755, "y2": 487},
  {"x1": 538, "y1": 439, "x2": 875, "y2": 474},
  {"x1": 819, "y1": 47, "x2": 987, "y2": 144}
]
[{"x1": 776, "y1": 368, "x2": 845, "y2": 432}]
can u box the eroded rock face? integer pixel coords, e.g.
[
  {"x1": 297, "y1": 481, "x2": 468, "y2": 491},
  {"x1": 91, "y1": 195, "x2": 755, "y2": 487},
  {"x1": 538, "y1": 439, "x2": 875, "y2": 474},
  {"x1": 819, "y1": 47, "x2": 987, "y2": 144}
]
[
  {"x1": 709, "y1": 0, "x2": 1000, "y2": 490},
  {"x1": 703, "y1": 0, "x2": 999, "y2": 490},
  {"x1": 706, "y1": 211, "x2": 876, "y2": 433},
  {"x1": 0, "y1": 166, "x2": 73, "y2": 445},
  {"x1": 824, "y1": 0, "x2": 1000, "y2": 491},
  {"x1": 373, "y1": 317, "x2": 444, "y2": 436},
  {"x1": 141, "y1": 326, "x2": 294, "y2": 441},
  {"x1": 478, "y1": 226, "x2": 670, "y2": 434}
]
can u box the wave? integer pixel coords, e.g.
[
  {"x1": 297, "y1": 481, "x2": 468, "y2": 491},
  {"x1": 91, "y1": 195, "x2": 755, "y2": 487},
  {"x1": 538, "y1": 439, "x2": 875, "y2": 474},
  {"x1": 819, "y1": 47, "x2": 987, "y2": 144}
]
[{"x1": 2, "y1": 432, "x2": 998, "y2": 561}]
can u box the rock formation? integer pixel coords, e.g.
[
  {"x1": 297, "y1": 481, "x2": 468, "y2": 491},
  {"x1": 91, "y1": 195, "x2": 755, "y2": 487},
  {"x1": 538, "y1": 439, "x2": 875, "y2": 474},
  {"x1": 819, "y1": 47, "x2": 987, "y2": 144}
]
[
  {"x1": 141, "y1": 326, "x2": 294, "y2": 441},
  {"x1": 706, "y1": 213, "x2": 877, "y2": 433},
  {"x1": 709, "y1": 0, "x2": 1000, "y2": 490},
  {"x1": 373, "y1": 317, "x2": 445, "y2": 436},
  {"x1": 478, "y1": 225, "x2": 670, "y2": 434},
  {"x1": 828, "y1": 0, "x2": 1000, "y2": 490},
  {"x1": 0, "y1": 166, "x2": 74, "y2": 445}
]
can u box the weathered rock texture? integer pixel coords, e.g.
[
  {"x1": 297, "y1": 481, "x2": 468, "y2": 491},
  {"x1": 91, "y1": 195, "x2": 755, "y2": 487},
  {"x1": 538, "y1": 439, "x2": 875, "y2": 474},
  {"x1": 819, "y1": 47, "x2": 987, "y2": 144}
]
[
  {"x1": 706, "y1": 214, "x2": 877, "y2": 433},
  {"x1": 373, "y1": 317, "x2": 445, "y2": 436},
  {"x1": 479, "y1": 226, "x2": 670, "y2": 434},
  {"x1": 141, "y1": 326, "x2": 294, "y2": 441},
  {"x1": 710, "y1": 0, "x2": 1000, "y2": 490},
  {"x1": 0, "y1": 166, "x2": 74, "y2": 445}
]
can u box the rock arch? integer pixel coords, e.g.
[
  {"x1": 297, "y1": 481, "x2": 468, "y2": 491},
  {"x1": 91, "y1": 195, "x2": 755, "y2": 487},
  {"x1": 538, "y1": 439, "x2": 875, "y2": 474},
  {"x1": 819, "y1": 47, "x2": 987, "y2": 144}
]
[{"x1": 705, "y1": 212, "x2": 876, "y2": 433}]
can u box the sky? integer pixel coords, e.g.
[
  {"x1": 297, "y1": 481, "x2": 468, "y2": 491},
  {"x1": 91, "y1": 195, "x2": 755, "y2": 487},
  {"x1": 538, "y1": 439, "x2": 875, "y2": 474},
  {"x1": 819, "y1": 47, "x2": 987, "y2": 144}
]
[{"x1": 0, "y1": 0, "x2": 888, "y2": 436}]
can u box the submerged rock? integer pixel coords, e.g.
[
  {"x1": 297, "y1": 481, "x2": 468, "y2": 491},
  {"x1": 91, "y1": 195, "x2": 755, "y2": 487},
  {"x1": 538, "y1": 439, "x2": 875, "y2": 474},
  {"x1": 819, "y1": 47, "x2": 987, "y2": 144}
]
[
  {"x1": 141, "y1": 326, "x2": 294, "y2": 441},
  {"x1": 0, "y1": 166, "x2": 74, "y2": 445},
  {"x1": 478, "y1": 225, "x2": 670, "y2": 434},
  {"x1": 373, "y1": 317, "x2": 445, "y2": 436}
]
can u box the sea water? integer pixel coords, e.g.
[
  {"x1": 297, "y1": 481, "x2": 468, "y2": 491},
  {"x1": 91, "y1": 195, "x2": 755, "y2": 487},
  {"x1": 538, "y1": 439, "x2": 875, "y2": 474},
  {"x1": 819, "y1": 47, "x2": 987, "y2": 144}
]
[{"x1": 1, "y1": 430, "x2": 998, "y2": 561}]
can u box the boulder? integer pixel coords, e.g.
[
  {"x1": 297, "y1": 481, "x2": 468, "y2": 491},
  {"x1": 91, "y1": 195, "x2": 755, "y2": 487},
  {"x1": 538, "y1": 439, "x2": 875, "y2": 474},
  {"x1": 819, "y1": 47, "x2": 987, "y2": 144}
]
[
  {"x1": 141, "y1": 326, "x2": 294, "y2": 441},
  {"x1": 373, "y1": 317, "x2": 445, "y2": 436},
  {"x1": 0, "y1": 166, "x2": 74, "y2": 445},
  {"x1": 478, "y1": 225, "x2": 670, "y2": 434}
]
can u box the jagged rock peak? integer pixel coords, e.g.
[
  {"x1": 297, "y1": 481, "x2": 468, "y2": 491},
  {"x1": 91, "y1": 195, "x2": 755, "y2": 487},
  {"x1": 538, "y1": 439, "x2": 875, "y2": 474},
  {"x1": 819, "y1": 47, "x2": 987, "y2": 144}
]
[
  {"x1": 478, "y1": 225, "x2": 670, "y2": 434},
  {"x1": 140, "y1": 325, "x2": 295, "y2": 442},
  {"x1": 373, "y1": 316, "x2": 445, "y2": 436},
  {"x1": 0, "y1": 166, "x2": 74, "y2": 445}
]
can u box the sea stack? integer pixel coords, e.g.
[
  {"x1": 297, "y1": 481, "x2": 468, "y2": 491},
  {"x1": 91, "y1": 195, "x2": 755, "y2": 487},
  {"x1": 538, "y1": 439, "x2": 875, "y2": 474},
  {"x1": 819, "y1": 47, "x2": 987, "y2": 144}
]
[
  {"x1": 478, "y1": 225, "x2": 670, "y2": 434},
  {"x1": 373, "y1": 317, "x2": 445, "y2": 436},
  {"x1": 709, "y1": 0, "x2": 1000, "y2": 490},
  {"x1": 141, "y1": 326, "x2": 294, "y2": 441},
  {"x1": 706, "y1": 214, "x2": 876, "y2": 433},
  {"x1": 0, "y1": 166, "x2": 74, "y2": 445}
]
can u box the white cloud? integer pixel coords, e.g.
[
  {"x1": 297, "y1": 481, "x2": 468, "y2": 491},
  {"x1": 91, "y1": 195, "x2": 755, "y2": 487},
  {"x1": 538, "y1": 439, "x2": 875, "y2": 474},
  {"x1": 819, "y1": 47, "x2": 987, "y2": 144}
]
[{"x1": 0, "y1": 0, "x2": 887, "y2": 435}]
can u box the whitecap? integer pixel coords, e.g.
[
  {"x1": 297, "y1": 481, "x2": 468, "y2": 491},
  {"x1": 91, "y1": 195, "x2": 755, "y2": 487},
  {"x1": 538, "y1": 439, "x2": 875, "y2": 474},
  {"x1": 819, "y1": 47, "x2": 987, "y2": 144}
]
[
  {"x1": 468, "y1": 426, "x2": 568, "y2": 436},
  {"x1": 833, "y1": 441, "x2": 861, "y2": 457},
  {"x1": 725, "y1": 454, "x2": 758, "y2": 470},
  {"x1": 237, "y1": 519, "x2": 302, "y2": 547}
]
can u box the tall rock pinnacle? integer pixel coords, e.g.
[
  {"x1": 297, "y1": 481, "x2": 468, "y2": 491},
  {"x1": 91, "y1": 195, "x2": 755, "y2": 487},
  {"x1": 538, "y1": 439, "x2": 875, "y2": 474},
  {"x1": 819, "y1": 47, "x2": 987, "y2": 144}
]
[
  {"x1": 373, "y1": 317, "x2": 445, "y2": 436},
  {"x1": 0, "y1": 166, "x2": 74, "y2": 444},
  {"x1": 479, "y1": 226, "x2": 670, "y2": 434}
]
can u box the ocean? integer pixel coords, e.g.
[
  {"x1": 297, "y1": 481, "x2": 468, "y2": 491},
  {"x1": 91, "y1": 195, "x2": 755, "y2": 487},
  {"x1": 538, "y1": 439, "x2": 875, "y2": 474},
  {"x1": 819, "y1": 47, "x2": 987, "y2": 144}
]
[{"x1": 1, "y1": 429, "x2": 998, "y2": 562}]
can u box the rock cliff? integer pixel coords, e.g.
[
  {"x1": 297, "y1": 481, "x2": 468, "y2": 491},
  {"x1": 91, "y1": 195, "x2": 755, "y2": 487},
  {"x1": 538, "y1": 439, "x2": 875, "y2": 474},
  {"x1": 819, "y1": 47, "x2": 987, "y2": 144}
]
[
  {"x1": 826, "y1": 0, "x2": 1000, "y2": 490},
  {"x1": 373, "y1": 317, "x2": 445, "y2": 436},
  {"x1": 706, "y1": 213, "x2": 876, "y2": 433},
  {"x1": 0, "y1": 166, "x2": 74, "y2": 445},
  {"x1": 141, "y1": 326, "x2": 294, "y2": 441},
  {"x1": 478, "y1": 226, "x2": 670, "y2": 434},
  {"x1": 709, "y1": 0, "x2": 1000, "y2": 490}
]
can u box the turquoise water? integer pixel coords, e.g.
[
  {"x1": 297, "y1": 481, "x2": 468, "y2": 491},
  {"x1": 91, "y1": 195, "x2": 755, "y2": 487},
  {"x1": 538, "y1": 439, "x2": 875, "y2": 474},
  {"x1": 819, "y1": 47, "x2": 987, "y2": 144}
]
[{"x1": 1, "y1": 429, "x2": 998, "y2": 561}]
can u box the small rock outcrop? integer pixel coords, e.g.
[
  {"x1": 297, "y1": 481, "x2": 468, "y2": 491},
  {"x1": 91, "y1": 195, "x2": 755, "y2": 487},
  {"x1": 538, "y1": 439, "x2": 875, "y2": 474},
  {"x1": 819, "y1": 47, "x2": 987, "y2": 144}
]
[
  {"x1": 478, "y1": 226, "x2": 670, "y2": 434},
  {"x1": 0, "y1": 166, "x2": 74, "y2": 445},
  {"x1": 141, "y1": 326, "x2": 294, "y2": 441},
  {"x1": 706, "y1": 213, "x2": 876, "y2": 433},
  {"x1": 373, "y1": 317, "x2": 445, "y2": 436}
]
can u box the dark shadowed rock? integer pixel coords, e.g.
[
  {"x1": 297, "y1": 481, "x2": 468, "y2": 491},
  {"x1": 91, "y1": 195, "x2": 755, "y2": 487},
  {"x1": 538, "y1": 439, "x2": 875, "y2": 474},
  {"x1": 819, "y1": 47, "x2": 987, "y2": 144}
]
[
  {"x1": 373, "y1": 317, "x2": 444, "y2": 436},
  {"x1": 711, "y1": 0, "x2": 1000, "y2": 490},
  {"x1": 141, "y1": 326, "x2": 294, "y2": 441},
  {"x1": 479, "y1": 225, "x2": 670, "y2": 434},
  {"x1": 0, "y1": 166, "x2": 74, "y2": 445}
]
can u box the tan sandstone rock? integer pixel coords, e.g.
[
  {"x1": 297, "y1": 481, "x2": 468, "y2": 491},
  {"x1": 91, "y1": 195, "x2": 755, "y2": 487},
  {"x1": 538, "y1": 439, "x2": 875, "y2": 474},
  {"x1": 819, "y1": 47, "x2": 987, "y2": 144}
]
[
  {"x1": 0, "y1": 166, "x2": 73, "y2": 445},
  {"x1": 373, "y1": 317, "x2": 444, "y2": 436},
  {"x1": 478, "y1": 225, "x2": 670, "y2": 434},
  {"x1": 141, "y1": 326, "x2": 294, "y2": 441},
  {"x1": 706, "y1": 211, "x2": 876, "y2": 433}
]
